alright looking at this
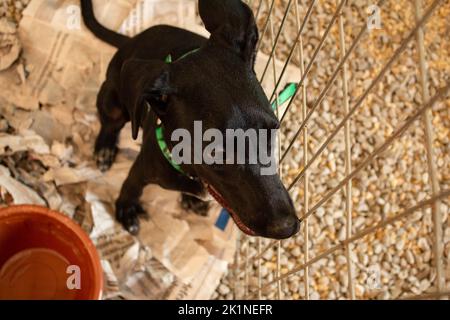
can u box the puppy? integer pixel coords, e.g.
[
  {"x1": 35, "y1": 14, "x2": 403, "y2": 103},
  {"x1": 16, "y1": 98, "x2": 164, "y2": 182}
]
[{"x1": 81, "y1": 0, "x2": 300, "y2": 239}]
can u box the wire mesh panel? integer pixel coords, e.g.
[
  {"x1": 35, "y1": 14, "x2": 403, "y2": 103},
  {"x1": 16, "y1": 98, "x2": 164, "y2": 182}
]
[{"x1": 224, "y1": 0, "x2": 450, "y2": 300}]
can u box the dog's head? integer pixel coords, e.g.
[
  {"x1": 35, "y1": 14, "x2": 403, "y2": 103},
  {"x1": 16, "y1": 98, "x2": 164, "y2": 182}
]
[{"x1": 121, "y1": 0, "x2": 300, "y2": 239}]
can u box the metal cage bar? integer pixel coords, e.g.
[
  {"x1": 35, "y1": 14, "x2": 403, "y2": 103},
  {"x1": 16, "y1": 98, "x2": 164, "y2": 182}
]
[
  {"x1": 413, "y1": 0, "x2": 445, "y2": 295},
  {"x1": 268, "y1": 0, "x2": 316, "y2": 103},
  {"x1": 279, "y1": 0, "x2": 347, "y2": 126},
  {"x1": 286, "y1": 0, "x2": 441, "y2": 193},
  {"x1": 336, "y1": 0, "x2": 355, "y2": 300},
  {"x1": 241, "y1": 80, "x2": 450, "y2": 297},
  {"x1": 265, "y1": 0, "x2": 283, "y2": 299},
  {"x1": 257, "y1": 238, "x2": 262, "y2": 299},
  {"x1": 255, "y1": 0, "x2": 276, "y2": 53},
  {"x1": 240, "y1": 0, "x2": 352, "y2": 271},
  {"x1": 259, "y1": 0, "x2": 294, "y2": 83},
  {"x1": 293, "y1": 0, "x2": 311, "y2": 300},
  {"x1": 235, "y1": 0, "x2": 448, "y2": 300},
  {"x1": 279, "y1": 14, "x2": 373, "y2": 165},
  {"x1": 239, "y1": 78, "x2": 449, "y2": 275},
  {"x1": 299, "y1": 81, "x2": 449, "y2": 222},
  {"x1": 244, "y1": 238, "x2": 250, "y2": 297},
  {"x1": 234, "y1": 232, "x2": 241, "y2": 299},
  {"x1": 247, "y1": 189, "x2": 450, "y2": 297}
]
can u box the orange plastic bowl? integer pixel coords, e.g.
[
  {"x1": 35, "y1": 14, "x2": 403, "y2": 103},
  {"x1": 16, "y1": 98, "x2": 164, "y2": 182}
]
[{"x1": 0, "y1": 205, "x2": 103, "y2": 300}]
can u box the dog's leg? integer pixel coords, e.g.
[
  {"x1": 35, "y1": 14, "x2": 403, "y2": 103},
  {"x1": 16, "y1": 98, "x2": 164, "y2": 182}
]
[
  {"x1": 116, "y1": 150, "x2": 210, "y2": 233},
  {"x1": 180, "y1": 193, "x2": 210, "y2": 216},
  {"x1": 95, "y1": 81, "x2": 127, "y2": 171},
  {"x1": 115, "y1": 151, "x2": 149, "y2": 235}
]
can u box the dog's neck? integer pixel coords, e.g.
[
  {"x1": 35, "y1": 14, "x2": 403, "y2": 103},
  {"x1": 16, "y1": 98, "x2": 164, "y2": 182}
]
[
  {"x1": 153, "y1": 47, "x2": 202, "y2": 180},
  {"x1": 155, "y1": 123, "x2": 190, "y2": 176}
]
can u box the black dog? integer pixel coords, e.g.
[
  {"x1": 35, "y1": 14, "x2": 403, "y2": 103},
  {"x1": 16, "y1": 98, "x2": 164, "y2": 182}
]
[{"x1": 81, "y1": 0, "x2": 300, "y2": 239}]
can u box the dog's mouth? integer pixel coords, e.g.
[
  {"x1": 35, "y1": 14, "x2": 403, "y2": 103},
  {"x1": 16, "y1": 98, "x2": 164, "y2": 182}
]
[{"x1": 205, "y1": 183, "x2": 257, "y2": 236}]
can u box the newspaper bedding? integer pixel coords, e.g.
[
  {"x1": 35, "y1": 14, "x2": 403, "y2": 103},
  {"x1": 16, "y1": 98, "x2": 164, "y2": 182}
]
[{"x1": 0, "y1": 0, "x2": 298, "y2": 299}]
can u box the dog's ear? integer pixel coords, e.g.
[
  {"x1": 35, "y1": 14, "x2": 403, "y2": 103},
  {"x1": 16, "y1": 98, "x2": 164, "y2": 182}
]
[
  {"x1": 199, "y1": 0, "x2": 258, "y2": 67},
  {"x1": 121, "y1": 59, "x2": 174, "y2": 140}
]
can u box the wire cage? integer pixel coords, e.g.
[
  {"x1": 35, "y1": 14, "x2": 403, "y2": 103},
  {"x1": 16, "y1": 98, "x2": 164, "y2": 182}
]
[{"x1": 227, "y1": 0, "x2": 449, "y2": 300}]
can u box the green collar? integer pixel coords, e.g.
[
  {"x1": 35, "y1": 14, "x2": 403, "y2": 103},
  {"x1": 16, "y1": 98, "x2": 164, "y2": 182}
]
[
  {"x1": 156, "y1": 125, "x2": 184, "y2": 174},
  {"x1": 156, "y1": 48, "x2": 200, "y2": 176},
  {"x1": 271, "y1": 82, "x2": 297, "y2": 111},
  {"x1": 156, "y1": 48, "x2": 297, "y2": 177}
]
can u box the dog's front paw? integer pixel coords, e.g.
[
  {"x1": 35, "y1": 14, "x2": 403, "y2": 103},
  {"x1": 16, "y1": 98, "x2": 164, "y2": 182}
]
[
  {"x1": 181, "y1": 194, "x2": 210, "y2": 217},
  {"x1": 95, "y1": 147, "x2": 118, "y2": 172},
  {"x1": 116, "y1": 201, "x2": 147, "y2": 235}
]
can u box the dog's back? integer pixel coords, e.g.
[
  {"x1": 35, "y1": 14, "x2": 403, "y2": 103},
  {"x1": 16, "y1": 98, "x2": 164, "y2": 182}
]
[{"x1": 81, "y1": 1, "x2": 207, "y2": 82}]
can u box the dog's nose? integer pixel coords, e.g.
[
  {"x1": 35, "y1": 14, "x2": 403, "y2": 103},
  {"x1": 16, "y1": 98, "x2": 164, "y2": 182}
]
[{"x1": 264, "y1": 216, "x2": 300, "y2": 239}]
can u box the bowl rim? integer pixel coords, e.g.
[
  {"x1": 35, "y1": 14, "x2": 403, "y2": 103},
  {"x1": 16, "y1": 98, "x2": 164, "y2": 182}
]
[{"x1": 0, "y1": 204, "x2": 103, "y2": 300}]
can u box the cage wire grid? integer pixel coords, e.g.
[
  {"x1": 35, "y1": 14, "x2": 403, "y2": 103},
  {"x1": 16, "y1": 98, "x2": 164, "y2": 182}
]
[{"x1": 230, "y1": 0, "x2": 450, "y2": 300}]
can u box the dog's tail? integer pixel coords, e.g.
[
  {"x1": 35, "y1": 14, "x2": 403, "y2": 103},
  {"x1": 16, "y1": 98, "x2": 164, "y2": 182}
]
[{"x1": 80, "y1": 0, "x2": 130, "y2": 48}]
